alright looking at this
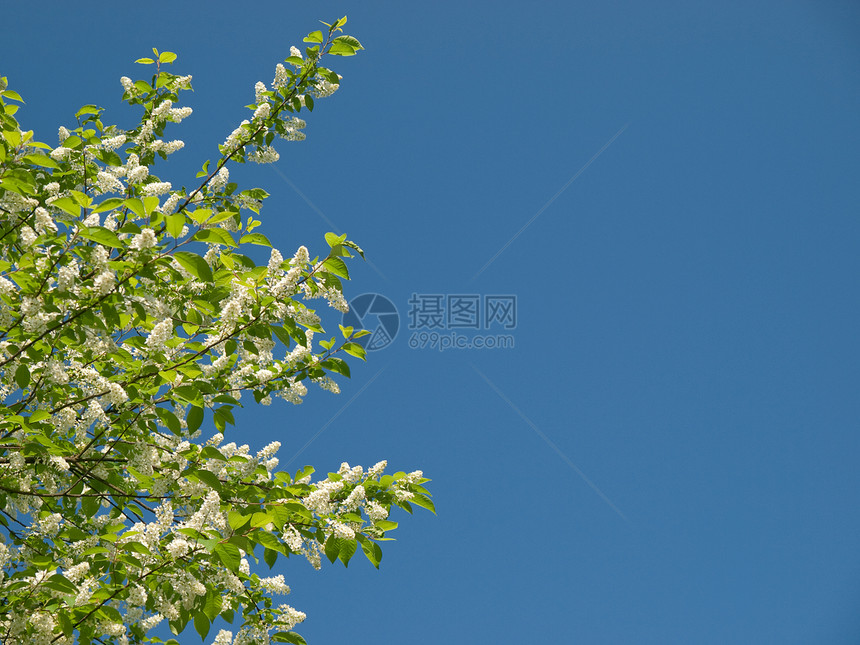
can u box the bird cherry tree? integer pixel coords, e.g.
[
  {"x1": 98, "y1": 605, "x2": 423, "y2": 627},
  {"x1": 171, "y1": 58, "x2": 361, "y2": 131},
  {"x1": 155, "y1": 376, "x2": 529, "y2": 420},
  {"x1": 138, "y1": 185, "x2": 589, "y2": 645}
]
[{"x1": 0, "y1": 16, "x2": 432, "y2": 645}]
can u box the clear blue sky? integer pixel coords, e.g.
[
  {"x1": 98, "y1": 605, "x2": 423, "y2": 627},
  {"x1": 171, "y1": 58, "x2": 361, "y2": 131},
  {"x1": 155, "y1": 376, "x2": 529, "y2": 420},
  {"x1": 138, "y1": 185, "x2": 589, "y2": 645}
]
[{"x1": 5, "y1": 1, "x2": 860, "y2": 643}]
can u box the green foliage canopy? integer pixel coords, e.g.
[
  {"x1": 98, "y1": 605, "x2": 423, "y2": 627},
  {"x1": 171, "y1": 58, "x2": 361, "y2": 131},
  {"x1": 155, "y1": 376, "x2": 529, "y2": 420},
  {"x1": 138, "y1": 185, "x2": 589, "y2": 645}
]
[{"x1": 0, "y1": 17, "x2": 432, "y2": 645}]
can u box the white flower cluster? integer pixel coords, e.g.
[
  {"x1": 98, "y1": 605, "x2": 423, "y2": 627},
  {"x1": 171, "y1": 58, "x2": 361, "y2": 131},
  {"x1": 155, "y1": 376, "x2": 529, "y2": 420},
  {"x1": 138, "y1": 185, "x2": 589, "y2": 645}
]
[
  {"x1": 247, "y1": 145, "x2": 279, "y2": 164},
  {"x1": 168, "y1": 106, "x2": 193, "y2": 122},
  {"x1": 253, "y1": 103, "x2": 271, "y2": 121},
  {"x1": 209, "y1": 166, "x2": 230, "y2": 192},
  {"x1": 273, "y1": 64, "x2": 289, "y2": 89},
  {"x1": 129, "y1": 228, "x2": 157, "y2": 250},
  {"x1": 149, "y1": 139, "x2": 185, "y2": 155},
  {"x1": 102, "y1": 134, "x2": 127, "y2": 150},
  {"x1": 223, "y1": 120, "x2": 250, "y2": 153},
  {"x1": 96, "y1": 170, "x2": 124, "y2": 194},
  {"x1": 312, "y1": 76, "x2": 341, "y2": 99},
  {"x1": 145, "y1": 318, "x2": 173, "y2": 352},
  {"x1": 141, "y1": 181, "x2": 172, "y2": 196},
  {"x1": 254, "y1": 81, "x2": 267, "y2": 104}
]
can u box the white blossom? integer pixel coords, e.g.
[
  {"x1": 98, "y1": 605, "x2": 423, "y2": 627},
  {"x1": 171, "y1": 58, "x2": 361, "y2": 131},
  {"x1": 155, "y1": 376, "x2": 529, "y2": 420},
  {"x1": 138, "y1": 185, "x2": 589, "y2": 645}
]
[
  {"x1": 102, "y1": 134, "x2": 127, "y2": 150},
  {"x1": 259, "y1": 574, "x2": 290, "y2": 595},
  {"x1": 160, "y1": 193, "x2": 183, "y2": 216},
  {"x1": 212, "y1": 630, "x2": 233, "y2": 645},
  {"x1": 247, "y1": 145, "x2": 279, "y2": 164},
  {"x1": 96, "y1": 170, "x2": 125, "y2": 194},
  {"x1": 312, "y1": 77, "x2": 341, "y2": 99},
  {"x1": 152, "y1": 99, "x2": 173, "y2": 119},
  {"x1": 50, "y1": 146, "x2": 71, "y2": 161},
  {"x1": 34, "y1": 207, "x2": 57, "y2": 235},
  {"x1": 209, "y1": 166, "x2": 229, "y2": 192},
  {"x1": 168, "y1": 106, "x2": 193, "y2": 122},
  {"x1": 273, "y1": 63, "x2": 289, "y2": 89},
  {"x1": 253, "y1": 103, "x2": 271, "y2": 121},
  {"x1": 366, "y1": 500, "x2": 389, "y2": 521},
  {"x1": 93, "y1": 270, "x2": 114, "y2": 295},
  {"x1": 141, "y1": 181, "x2": 172, "y2": 196},
  {"x1": 223, "y1": 120, "x2": 250, "y2": 152},
  {"x1": 19, "y1": 226, "x2": 36, "y2": 247},
  {"x1": 254, "y1": 81, "x2": 267, "y2": 103},
  {"x1": 146, "y1": 318, "x2": 173, "y2": 352}
]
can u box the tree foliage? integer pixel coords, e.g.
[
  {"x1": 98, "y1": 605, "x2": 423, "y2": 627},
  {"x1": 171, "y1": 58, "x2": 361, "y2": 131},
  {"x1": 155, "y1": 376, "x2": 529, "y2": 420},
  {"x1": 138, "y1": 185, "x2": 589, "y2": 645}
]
[{"x1": 0, "y1": 17, "x2": 432, "y2": 644}]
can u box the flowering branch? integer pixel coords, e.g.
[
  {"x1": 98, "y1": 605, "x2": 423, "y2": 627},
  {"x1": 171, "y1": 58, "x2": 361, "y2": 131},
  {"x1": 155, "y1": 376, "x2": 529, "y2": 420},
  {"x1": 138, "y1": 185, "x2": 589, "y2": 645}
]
[{"x1": 0, "y1": 16, "x2": 433, "y2": 645}]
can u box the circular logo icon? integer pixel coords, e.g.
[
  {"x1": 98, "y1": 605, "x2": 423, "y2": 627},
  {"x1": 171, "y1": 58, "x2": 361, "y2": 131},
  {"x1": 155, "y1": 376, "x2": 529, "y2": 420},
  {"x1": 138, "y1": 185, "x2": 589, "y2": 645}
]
[{"x1": 342, "y1": 293, "x2": 399, "y2": 351}]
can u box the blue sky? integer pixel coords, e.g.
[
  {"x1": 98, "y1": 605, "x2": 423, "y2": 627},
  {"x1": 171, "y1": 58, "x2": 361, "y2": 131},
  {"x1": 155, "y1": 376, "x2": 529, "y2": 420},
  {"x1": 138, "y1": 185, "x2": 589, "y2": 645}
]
[{"x1": 5, "y1": 1, "x2": 860, "y2": 642}]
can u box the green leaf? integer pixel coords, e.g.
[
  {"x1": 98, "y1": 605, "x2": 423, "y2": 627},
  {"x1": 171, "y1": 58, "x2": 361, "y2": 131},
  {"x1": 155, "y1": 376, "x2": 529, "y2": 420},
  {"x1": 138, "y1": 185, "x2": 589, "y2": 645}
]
[
  {"x1": 194, "y1": 612, "x2": 210, "y2": 641},
  {"x1": 29, "y1": 410, "x2": 51, "y2": 423},
  {"x1": 325, "y1": 232, "x2": 347, "y2": 248},
  {"x1": 250, "y1": 512, "x2": 272, "y2": 528},
  {"x1": 191, "y1": 469, "x2": 222, "y2": 492},
  {"x1": 357, "y1": 535, "x2": 382, "y2": 569},
  {"x1": 172, "y1": 385, "x2": 201, "y2": 405},
  {"x1": 410, "y1": 493, "x2": 436, "y2": 514},
  {"x1": 333, "y1": 35, "x2": 363, "y2": 51},
  {"x1": 202, "y1": 590, "x2": 221, "y2": 621},
  {"x1": 324, "y1": 535, "x2": 340, "y2": 563},
  {"x1": 81, "y1": 494, "x2": 100, "y2": 518},
  {"x1": 187, "y1": 406, "x2": 204, "y2": 432},
  {"x1": 304, "y1": 30, "x2": 324, "y2": 43},
  {"x1": 23, "y1": 153, "x2": 60, "y2": 169},
  {"x1": 80, "y1": 226, "x2": 123, "y2": 249},
  {"x1": 75, "y1": 104, "x2": 101, "y2": 118},
  {"x1": 58, "y1": 611, "x2": 74, "y2": 638},
  {"x1": 155, "y1": 407, "x2": 181, "y2": 435},
  {"x1": 91, "y1": 197, "x2": 124, "y2": 214},
  {"x1": 342, "y1": 239, "x2": 365, "y2": 259},
  {"x1": 43, "y1": 574, "x2": 79, "y2": 595},
  {"x1": 173, "y1": 251, "x2": 214, "y2": 282},
  {"x1": 341, "y1": 342, "x2": 366, "y2": 360},
  {"x1": 328, "y1": 41, "x2": 357, "y2": 56},
  {"x1": 255, "y1": 530, "x2": 285, "y2": 554},
  {"x1": 165, "y1": 213, "x2": 186, "y2": 238},
  {"x1": 206, "y1": 210, "x2": 239, "y2": 225},
  {"x1": 124, "y1": 541, "x2": 152, "y2": 556},
  {"x1": 69, "y1": 190, "x2": 92, "y2": 207},
  {"x1": 239, "y1": 233, "x2": 272, "y2": 247},
  {"x1": 214, "y1": 543, "x2": 241, "y2": 572},
  {"x1": 228, "y1": 511, "x2": 251, "y2": 531},
  {"x1": 135, "y1": 57, "x2": 155, "y2": 64},
  {"x1": 323, "y1": 257, "x2": 349, "y2": 279},
  {"x1": 14, "y1": 364, "x2": 29, "y2": 389},
  {"x1": 338, "y1": 538, "x2": 357, "y2": 567},
  {"x1": 272, "y1": 632, "x2": 308, "y2": 644},
  {"x1": 124, "y1": 197, "x2": 145, "y2": 219},
  {"x1": 264, "y1": 546, "x2": 278, "y2": 568},
  {"x1": 143, "y1": 195, "x2": 160, "y2": 216},
  {"x1": 321, "y1": 357, "x2": 350, "y2": 378},
  {"x1": 193, "y1": 228, "x2": 237, "y2": 247},
  {"x1": 158, "y1": 51, "x2": 178, "y2": 64},
  {"x1": 51, "y1": 197, "x2": 81, "y2": 218},
  {"x1": 200, "y1": 446, "x2": 225, "y2": 462}
]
